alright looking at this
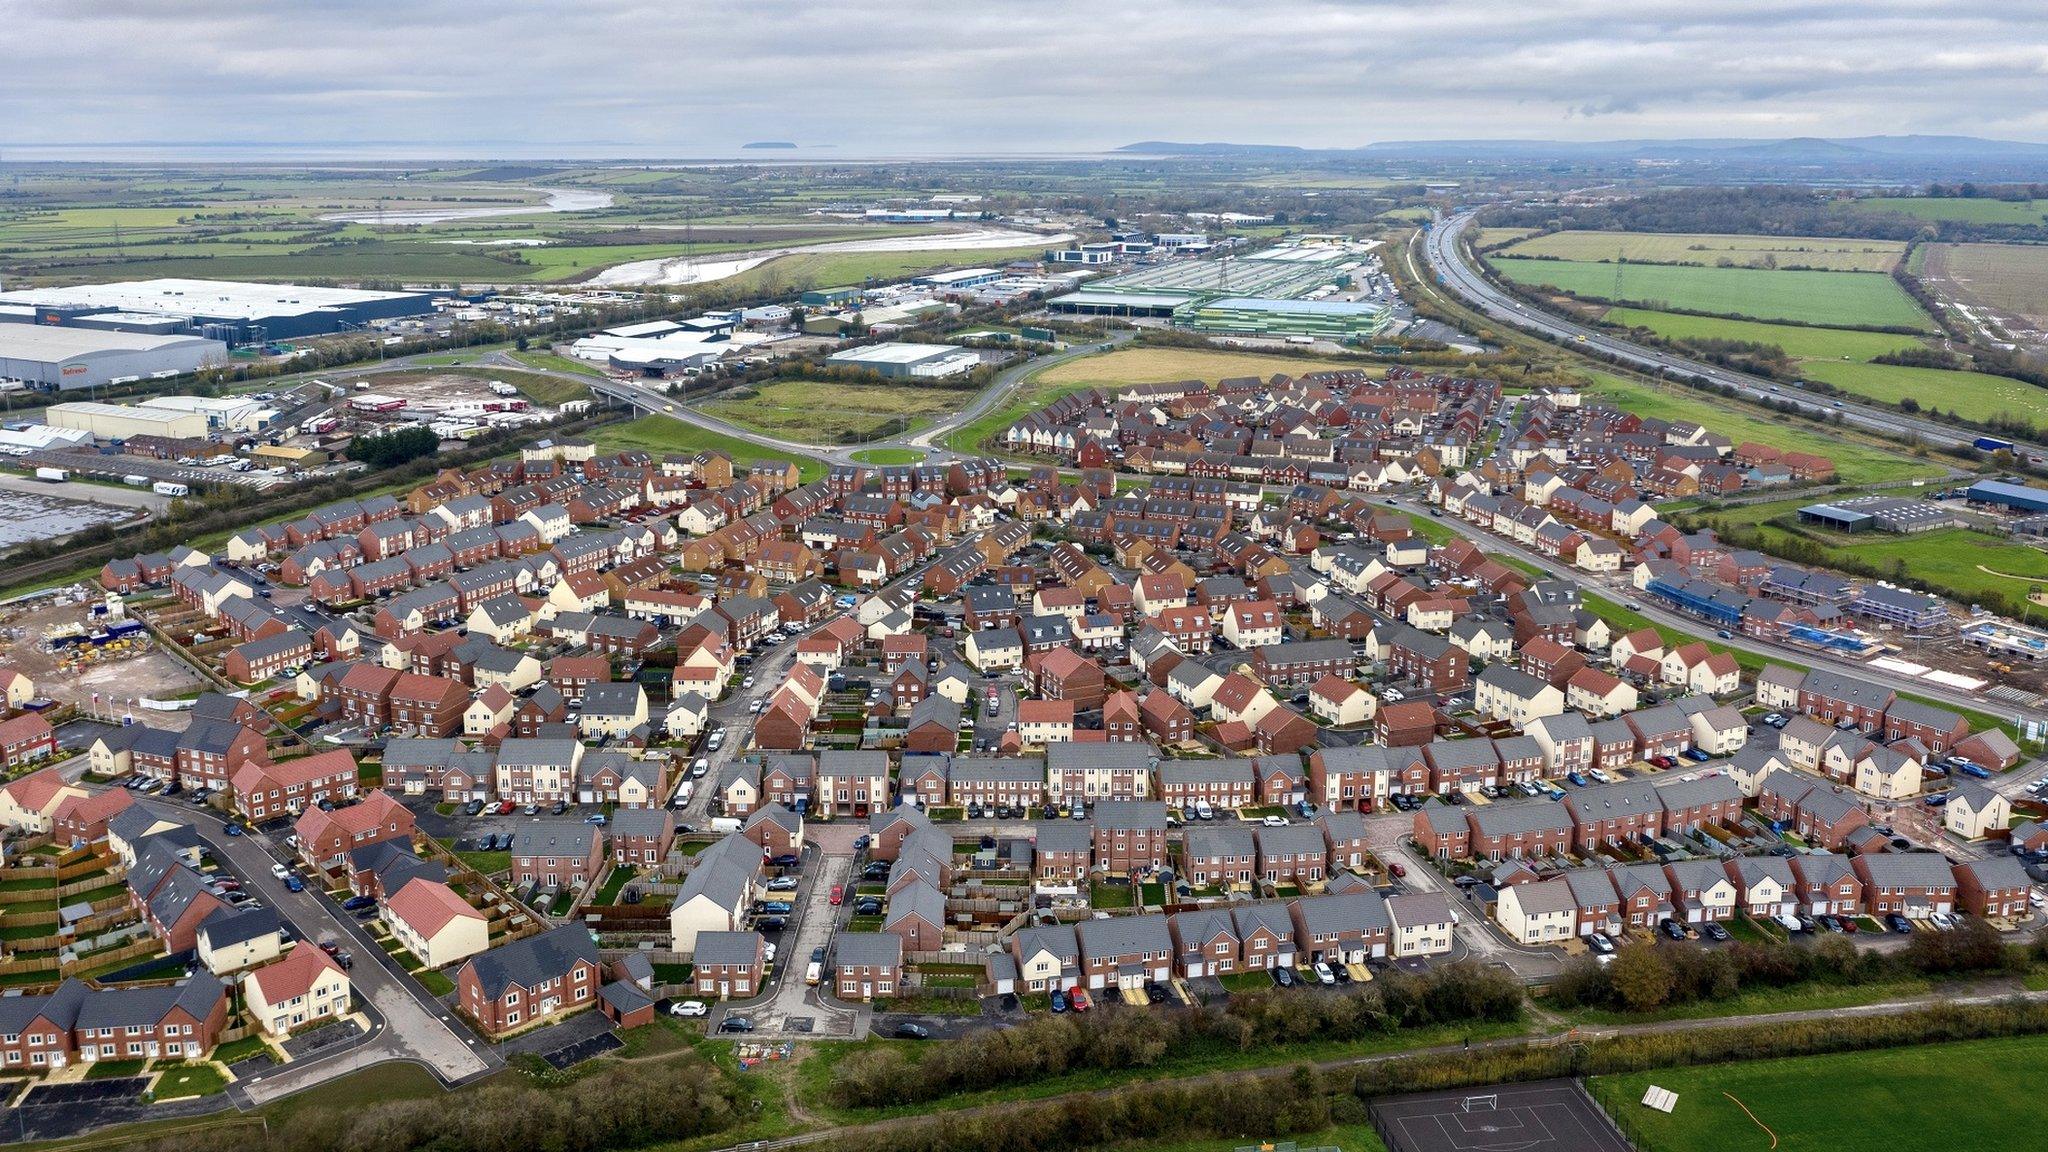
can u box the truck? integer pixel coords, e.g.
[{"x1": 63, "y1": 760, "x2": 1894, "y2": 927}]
[
  {"x1": 1974, "y1": 436, "x2": 2017, "y2": 455},
  {"x1": 32, "y1": 467, "x2": 68, "y2": 482},
  {"x1": 152, "y1": 481, "x2": 189, "y2": 497},
  {"x1": 123, "y1": 474, "x2": 149, "y2": 487}
]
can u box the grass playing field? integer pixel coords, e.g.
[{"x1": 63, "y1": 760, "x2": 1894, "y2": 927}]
[
  {"x1": 699, "y1": 379, "x2": 973, "y2": 445},
  {"x1": 1488, "y1": 258, "x2": 1935, "y2": 330},
  {"x1": 1589, "y1": 1032, "x2": 2048, "y2": 1152},
  {"x1": 1498, "y1": 231, "x2": 1905, "y2": 272},
  {"x1": 588, "y1": 415, "x2": 824, "y2": 482},
  {"x1": 1708, "y1": 493, "x2": 2048, "y2": 607},
  {"x1": 1859, "y1": 196, "x2": 2048, "y2": 225},
  {"x1": 1923, "y1": 242, "x2": 2048, "y2": 325}
]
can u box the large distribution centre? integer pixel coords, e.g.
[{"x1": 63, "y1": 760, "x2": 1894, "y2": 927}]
[
  {"x1": 1045, "y1": 241, "x2": 1392, "y2": 341},
  {"x1": 0, "y1": 278, "x2": 436, "y2": 344},
  {"x1": 45, "y1": 400, "x2": 210, "y2": 440},
  {"x1": 824, "y1": 342, "x2": 981, "y2": 379},
  {"x1": 0, "y1": 325, "x2": 227, "y2": 390}
]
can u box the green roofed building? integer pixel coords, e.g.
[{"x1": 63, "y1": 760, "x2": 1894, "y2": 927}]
[
  {"x1": 1177, "y1": 296, "x2": 1392, "y2": 341},
  {"x1": 800, "y1": 286, "x2": 862, "y2": 307}
]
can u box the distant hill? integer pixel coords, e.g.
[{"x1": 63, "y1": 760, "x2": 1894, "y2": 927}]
[
  {"x1": 1118, "y1": 136, "x2": 2048, "y2": 164},
  {"x1": 742, "y1": 141, "x2": 798, "y2": 150}
]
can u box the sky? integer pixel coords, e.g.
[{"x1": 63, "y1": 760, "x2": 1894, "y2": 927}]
[{"x1": 9, "y1": 1, "x2": 2048, "y2": 157}]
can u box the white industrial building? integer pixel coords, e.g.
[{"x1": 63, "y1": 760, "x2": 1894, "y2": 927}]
[
  {"x1": 0, "y1": 326, "x2": 226, "y2": 390},
  {"x1": 45, "y1": 401, "x2": 210, "y2": 441},
  {"x1": 137, "y1": 395, "x2": 278, "y2": 434},
  {"x1": 0, "y1": 424, "x2": 93, "y2": 455},
  {"x1": 0, "y1": 278, "x2": 434, "y2": 345},
  {"x1": 824, "y1": 342, "x2": 980, "y2": 379}
]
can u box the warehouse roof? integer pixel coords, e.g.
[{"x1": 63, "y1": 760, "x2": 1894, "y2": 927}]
[
  {"x1": 0, "y1": 278, "x2": 425, "y2": 320},
  {"x1": 0, "y1": 326, "x2": 222, "y2": 358}
]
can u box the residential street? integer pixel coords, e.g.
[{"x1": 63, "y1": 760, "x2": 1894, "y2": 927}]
[{"x1": 137, "y1": 798, "x2": 497, "y2": 1102}]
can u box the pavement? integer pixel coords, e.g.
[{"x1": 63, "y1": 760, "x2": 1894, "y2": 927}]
[{"x1": 132, "y1": 797, "x2": 498, "y2": 1106}]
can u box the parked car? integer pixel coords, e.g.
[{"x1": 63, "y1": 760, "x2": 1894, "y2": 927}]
[
  {"x1": 1273, "y1": 965, "x2": 1296, "y2": 988},
  {"x1": 271, "y1": 864, "x2": 292, "y2": 881},
  {"x1": 342, "y1": 895, "x2": 375, "y2": 911},
  {"x1": 758, "y1": 901, "x2": 793, "y2": 915},
  {"x1": 670, "y1": 1000, "x2": 709, "y2": 1017},
  {"x1": 224, "y1": 824, "x2": 243, "y2": 837},
  {"x1": 1659, "y1": 918, "x2": 1688, "y2": 941},
  {"x1": 1887, "y1": 914, "x2": 1914, "y2": 934},
  {"x1": 769, "y1": 853, "x2": 800, "y2": 869},
  {"x1": 1701, "y1": 921, "x2": 1730, "y2": 942},
  {"x1": 765, "y1": 876, "x2": 799, "y2": 892},
  {"x1": 719, "y1": 1016, "x2": 754, "y2": 1033},
  {"x1": 756, "y1": 916, "x2": 788, "y2": 932},
  {"x1": 284, "y1": 876, "x2": 305, "y2": 893},
  {"x1": 1051, "y1": 990, "x2": 1069, "y2": 1013},
  {"x1": 1587, "y1": 932, "x2": 1616, "y2": 955},
  {"x1": 1261, "y1": 815, "x2": 1289, "y2": 828},
  {"x1": 1312, "y1": 962, "x2": 1337, "y2": 985},
  {"x1": 1000, "y1": 992, "x2": 1020, "y2": 1012},
  {"x1": 1067, "y1": 987, "x2": 1092, "y2": 1012}
]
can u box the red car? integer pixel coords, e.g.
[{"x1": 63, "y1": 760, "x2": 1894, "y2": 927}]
[
  {"x1": 829, "y1": 884, "x2": 845, "y2": 906},
  {"x1": 1386, "y1": 862, "x2": 1407, "y2": 879},
  {"x1": 1068, "y1": 987, "x2": 1092, "y2": 1012},
  {"x1": 497, "y1": 800, "x2": 517, "y2": 815}
]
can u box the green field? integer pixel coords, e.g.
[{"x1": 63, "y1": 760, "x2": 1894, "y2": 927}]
[
  {"x1": 1490, "y1": 257, "x2": 1935, "y2": 330},
  {"x1": 1590, "y1": 1032, "x2": 2048, "y2": 1152},
  {"x1": 1600, "y1": 307, "x2": 1924, "y2": 361},
  {"x1": 699, "y1": 379, "x2": 974, "y2": 445},
  {"x1": 1710, "y1": 493, "x2": 2048, "y2": 608},
  {"x1": 850, "y1": 448, "x2": 926, "y2": 465},
  {"x1": 590, "y1": 414, "x2": 825, "y2": 482},
  {"x1": 1860, "y1": 196, "x2": 2048, "y2": 225},
  {"x1": 1797, "y1": 359, "x2": 2048, "y2": 425},
  {"x1": 1500, "y1": 231, "x2": 1905, "y2": 272},
  {"x1": 1581, "y1": 372, "x2": 1941, "y2": 484}
]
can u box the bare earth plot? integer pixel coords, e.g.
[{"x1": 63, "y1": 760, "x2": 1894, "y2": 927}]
[
  {"x1": 1921, "y1": 242, "x2": 2048, "y2": 346},
  {"x1": 1033, "y1": 347, "x2": 1374, "y2": 388}
]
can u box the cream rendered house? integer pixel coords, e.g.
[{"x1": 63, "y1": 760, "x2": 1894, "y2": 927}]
[{"x1": 1494, "y1": 877, "x2": 1577, "y2": 945}]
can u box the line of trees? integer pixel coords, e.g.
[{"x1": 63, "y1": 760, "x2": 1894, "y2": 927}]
[
  {"x1": 1548, "y1": 921, "x2": 2017, "y2": 1015},
  {"x1": 826, "y1": 962, "x2": 1522, "y2": 1109}
]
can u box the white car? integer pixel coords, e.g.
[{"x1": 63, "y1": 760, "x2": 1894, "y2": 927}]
[
  {"x1": 669, "y1": 999, "x2": 709, "y2": 1017},
  {"x1": 1312, "y1": 962, "x2": 1337, "y2": 986},
  {"x1": 763, "y1": 942, "x2": 777, "y2": 964},
  {"x1": 270, "y1": 864, "x2": 291, "y2": 881},
  {"x1": 1261, "y1": 815, "x2": 1289, "y2": 828}
]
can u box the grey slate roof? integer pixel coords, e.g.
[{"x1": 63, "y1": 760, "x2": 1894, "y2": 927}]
[
  {"x1": 694, "y1": 930, "x2": 765, "y2": 967},
  {"x1": 463, "y1": 924, "x2": 599, "y2": 999}
]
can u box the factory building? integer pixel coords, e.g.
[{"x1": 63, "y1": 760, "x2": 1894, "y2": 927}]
[
  {"x1": 1965, "y1": 479, "x2": 2048, "y2": 515},
  {"x1": 45, "y1": 401, "x2": 210, "y2": 441},
  {"x1": 1177, "y1": 296, "x2": 1393, "y2": 341},
  {"x1": 138, "y1": 395, "x2": 279, "y2": 434},
  {"x1": 824, "y1": 342, "x2": 980, "y2": 380},
  {"x1": 1048, "y1": 291, "x2": 1188, "y2": 319},
  {"x1": 0, "y1": 326, "x2": 227, "y2": 390},
  {"x1": 0, "y1": 278, "x2": 435, "y2": 345}
]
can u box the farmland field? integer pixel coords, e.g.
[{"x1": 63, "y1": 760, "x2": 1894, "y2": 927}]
[
  {"x1": 699, "y1": 380, "x2": 975, "y2": 444},
  {"x1": 1580, "y1": 372, "x2": 1942, "y2": 485},
  {"x1": 1472, "y1": 227, "x2": 1542, "y2": 249},
  {"x1": 1498, "y1": 230, "x2": 1905, "y2": 272},
  {"x1": 1488, "y1": 257, "x2": 1935, "y2": 330},
  {"x1": 1599, "y1": 308, "x2": 1923, "y2": 361},
  {"x1": 1796, "y1": 359, "x2": 2048, "y2": 425},
  {"x1": 588, "y1": 415, "x2": 824, "y2": 482},
  {"x1": 1033, "y1": 346, "x2": 1369, "y2": 388},
  {"x1": 1859, "y1": 196, "x2": 2048, "y2": 225},
  {"x1": 1589, "y1": 1033, "x2": 2048, "y2": 1152},
  {"x1": 1922, "y1": 242, "x2": 2048, "y2": 326}
]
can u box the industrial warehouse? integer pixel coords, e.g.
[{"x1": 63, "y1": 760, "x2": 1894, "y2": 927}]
[
  {"x1": 824, "y1": 341, "x2": 982, "y2": 379},
  {"x1": 0, "y1": 325, "x2": 227, "y2": 390},
  {"x1": 1045, "y1": 240, "x2": 1394, "y2": 340},
  {"x1": 0, "y1": 277, "x2": 436, "y2": 345}
]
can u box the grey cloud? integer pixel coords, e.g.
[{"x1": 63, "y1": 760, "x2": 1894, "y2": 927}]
[{"x1": 0, "y1": 0, "x2": 2044, "y2": 153}]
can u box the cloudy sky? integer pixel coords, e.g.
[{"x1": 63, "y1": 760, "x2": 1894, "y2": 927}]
[{"x1": 9, "y1": 1, "x2": 2048, "y2": 157}]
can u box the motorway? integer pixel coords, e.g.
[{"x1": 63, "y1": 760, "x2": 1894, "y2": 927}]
[{"x1": 1419, "y1": 211, "x2": 2047, "y2": 458}]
